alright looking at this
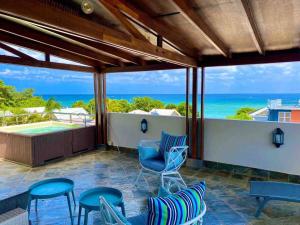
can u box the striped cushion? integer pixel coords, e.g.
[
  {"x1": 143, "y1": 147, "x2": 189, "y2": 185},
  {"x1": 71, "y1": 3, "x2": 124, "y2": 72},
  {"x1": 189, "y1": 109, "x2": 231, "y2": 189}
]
[
  {"x1": 159, "y1": 131, "x2": 187, "y2": 156},
  {"x1": 147, "y1": 181, "x2": 206, "y2": 225}
]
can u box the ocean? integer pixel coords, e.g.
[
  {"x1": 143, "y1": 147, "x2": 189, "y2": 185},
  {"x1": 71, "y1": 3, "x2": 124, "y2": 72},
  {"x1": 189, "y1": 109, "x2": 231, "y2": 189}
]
[{"x1": 40, "y1": 93, "x2": 300, "y2": 119}]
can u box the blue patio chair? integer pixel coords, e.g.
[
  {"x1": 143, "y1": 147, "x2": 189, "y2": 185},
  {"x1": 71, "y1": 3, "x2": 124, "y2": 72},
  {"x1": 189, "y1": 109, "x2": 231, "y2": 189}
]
[
  {"x1": 134, "y1": 131, "x2": 188, "y2": 188},
  {"x1": 99, "y1": 181, "x2": 207, "y2": 225}
]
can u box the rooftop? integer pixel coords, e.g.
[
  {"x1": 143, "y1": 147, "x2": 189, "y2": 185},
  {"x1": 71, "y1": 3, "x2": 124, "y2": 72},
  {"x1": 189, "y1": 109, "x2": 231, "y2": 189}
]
[{"x1": 1, "y1": 149, "x2": 300, "y2": 225}]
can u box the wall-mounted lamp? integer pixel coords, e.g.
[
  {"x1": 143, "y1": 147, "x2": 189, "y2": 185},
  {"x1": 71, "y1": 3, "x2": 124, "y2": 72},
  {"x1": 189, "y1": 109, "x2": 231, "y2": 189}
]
[
  {"x1": 273, "y1": 128, "x2": 284, "y2": 148},
  {"x1": 141, "y1": 119, "x2": 148, "y2": 133}
]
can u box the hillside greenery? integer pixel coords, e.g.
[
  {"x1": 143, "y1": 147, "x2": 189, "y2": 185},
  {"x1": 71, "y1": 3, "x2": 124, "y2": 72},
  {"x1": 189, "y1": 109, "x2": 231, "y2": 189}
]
[{"x1": 227, "y1": 107, "x2": 256, "y2": 120}]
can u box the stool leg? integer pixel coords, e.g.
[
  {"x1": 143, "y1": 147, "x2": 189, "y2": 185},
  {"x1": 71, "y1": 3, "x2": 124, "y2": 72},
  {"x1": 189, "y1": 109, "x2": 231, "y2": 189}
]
[
  {"x1": 27, "y1": 195, "x2": 32, "y2": 219},
  {"x1": 84, "y1": 209, "x2": 89, "y2": 225},
  {"x1": 72, "y1": 190, "x2": 76, "y2": 207},
  {"x1": 35, "y1": 199, "x2": 38, "y2": 213},
  {"x1": 77, "y1": 205, "x2": 82, "y2": 225},
  {"x1": 66, "y1": 193, "x2": 74, "y2": 225},
  {"x1": 120, "y1": 202, "x2": 126, "y2": 217}
]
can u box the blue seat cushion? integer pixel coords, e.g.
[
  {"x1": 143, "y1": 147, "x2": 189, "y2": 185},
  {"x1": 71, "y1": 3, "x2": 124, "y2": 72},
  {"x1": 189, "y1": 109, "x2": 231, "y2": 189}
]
[
  {"x1": 138, "y1": 146, "x2": 161, "y2": 161},
  {"x1": 147, "y1": 181, "x2": 206, "y2": 225},
  {"x1": 141, "y1": 156, "x2": 166, "y2": 172},
  {"x1": 128, "y1": 213, "x2": 148, "y2": 225},
  {"x1": 159, "y1": 131, "x2": 187, "y2": 156}
]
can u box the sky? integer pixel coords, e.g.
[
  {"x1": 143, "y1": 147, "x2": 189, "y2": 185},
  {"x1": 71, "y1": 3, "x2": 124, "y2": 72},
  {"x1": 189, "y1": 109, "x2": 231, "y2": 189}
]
[{"x1": 1, "y1": 44, "x2": 300, "y2": 94}]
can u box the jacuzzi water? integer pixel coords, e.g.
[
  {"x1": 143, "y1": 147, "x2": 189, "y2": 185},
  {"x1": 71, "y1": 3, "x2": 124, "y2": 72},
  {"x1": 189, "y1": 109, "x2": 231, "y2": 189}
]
[{"x1": 0, "y1": 122, "x2": 80, "y2": 135}]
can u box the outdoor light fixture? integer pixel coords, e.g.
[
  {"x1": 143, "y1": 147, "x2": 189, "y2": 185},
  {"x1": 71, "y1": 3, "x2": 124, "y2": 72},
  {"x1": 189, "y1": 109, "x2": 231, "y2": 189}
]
[
  {"x1": 273, "y1": 128, "x2": 284, "y2": 148},
  {"x1": 141, "y1": 119, "x2": 148, "y2": 133},
  {"x1": 81, "y1": 0, "x2": 94, "y2": 14}
]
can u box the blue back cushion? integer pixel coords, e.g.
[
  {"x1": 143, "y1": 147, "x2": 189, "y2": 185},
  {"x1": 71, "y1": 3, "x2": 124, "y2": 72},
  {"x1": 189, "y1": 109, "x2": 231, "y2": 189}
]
[
  {"x1": 159, "y1": 131, "x2": 187, "y2": 156},
  {"x1": 147, "y1": 181, "x2": 206, "y2": 225}
]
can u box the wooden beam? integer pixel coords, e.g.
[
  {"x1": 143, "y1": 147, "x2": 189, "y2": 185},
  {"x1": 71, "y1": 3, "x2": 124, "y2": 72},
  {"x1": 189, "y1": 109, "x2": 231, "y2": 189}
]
[
  {"x1": 0, "y1": 42, "x2": 36, "y2": 60},
  {"x1": 239, "y1": 0, "x2": 264, "y2": 54},
  {"x1": 172, "y1": 0, "x2": 229, "y2": 57},
  {"x1": 191, "y1": 67, "x2": 198, "y2": 159},
  {"x1": 199, "y1": 49, "x2": 300, "y2": 67},
  {"x1": 0, "y1": 55, "x2": 95, "y2": 72},
  {"x1": 98, "y1": 0, "x2": 148, "y2": 42},
  {"x1": 102, "y1": 0, "x2": 196, "y2": 57},
  {"x1": 0, "y1": 16, "x2": 119, "y2": 66},
  {"x1": 0, "y1": 0, "x2": 197, "y2": 67},
  {"x1": 200, "y1": 67, "x2": 205, "y2": 160},
  {"x1": 0, "y1": 32, "x2": 101, "y2": 67},
  {"x1": 103, "y1": 62, "x2": 183, "y2": 73},
  {"x1": 185, "y1": 68, "x2": 190, "y2": 145}
]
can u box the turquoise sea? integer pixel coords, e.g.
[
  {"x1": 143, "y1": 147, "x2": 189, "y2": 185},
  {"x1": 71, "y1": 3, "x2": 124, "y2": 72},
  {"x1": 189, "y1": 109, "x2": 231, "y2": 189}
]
[{"x1": 40, "y1": 94, "x2": 300, "y2": 119}]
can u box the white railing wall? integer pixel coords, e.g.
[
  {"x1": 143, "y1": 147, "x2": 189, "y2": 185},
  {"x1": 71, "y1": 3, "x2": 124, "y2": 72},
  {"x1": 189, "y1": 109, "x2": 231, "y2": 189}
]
[
  {"x1": 108, "y1": 113, "x2": 300, "y2": 176},
  {"x1": 107, "y1": 112, "x2": 186, "y2": 148}
]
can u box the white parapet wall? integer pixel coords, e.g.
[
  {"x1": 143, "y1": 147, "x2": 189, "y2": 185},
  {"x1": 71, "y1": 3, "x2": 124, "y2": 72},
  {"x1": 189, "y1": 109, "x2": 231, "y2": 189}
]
[
  {"x1": 107, "y1": 112, "x2": 186, "y2": 149},
  {"x1": 205, "y1": 118, "x2": 300, "y2": 176},
  {"x1": 107, "y1": 113, "x2": 300, "y2": 176}
]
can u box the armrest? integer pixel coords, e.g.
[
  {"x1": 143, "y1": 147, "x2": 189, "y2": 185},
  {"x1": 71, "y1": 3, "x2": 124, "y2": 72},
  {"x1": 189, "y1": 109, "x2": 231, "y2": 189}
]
[{"x1": 164, "y1": 145, "x2": 188, "y2": 170}]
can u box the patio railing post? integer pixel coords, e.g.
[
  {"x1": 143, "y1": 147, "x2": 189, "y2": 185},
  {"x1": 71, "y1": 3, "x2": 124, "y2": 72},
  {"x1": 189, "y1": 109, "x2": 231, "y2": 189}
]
[
  {"x1": 191, "y1": 67, "x2": 198, "y2": 159},
  {"x1": 200, "y1": 66, "x2": 205, "y2": 160},
  {"x1": 185, "y1": 67, "x2": 190, "y2": 146}
]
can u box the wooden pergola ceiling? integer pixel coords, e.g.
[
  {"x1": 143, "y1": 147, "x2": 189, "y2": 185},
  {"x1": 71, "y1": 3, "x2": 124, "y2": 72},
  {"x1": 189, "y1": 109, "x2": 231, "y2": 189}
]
[{"x1": 0, "y1": 0, "x2": 299, "y2": 73}]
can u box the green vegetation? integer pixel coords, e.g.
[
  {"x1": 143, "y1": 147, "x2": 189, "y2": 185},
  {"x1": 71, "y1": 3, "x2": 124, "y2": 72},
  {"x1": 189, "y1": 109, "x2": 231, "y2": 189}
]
[
  {"x1": 0, "y1": 79, "x2": 192, "y2": 126},
  {"x1": 227, "y1": 107, "x2": 256, "y2": 120}
]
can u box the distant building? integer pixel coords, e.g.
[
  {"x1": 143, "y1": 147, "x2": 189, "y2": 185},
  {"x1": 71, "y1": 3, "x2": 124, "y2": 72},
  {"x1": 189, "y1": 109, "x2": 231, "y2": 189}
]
[
  {"x1": 0, "y1": 111, "x2": 13, "y2": 117},
  {"x1": 250, "y1": 99, "x2": 300, "y2": 122},
  {"x1": 149, "y1": 109, "x2": 181, "y2": 117},
  {"x1": 24, "y1": 107, "x2": 46, "y2": 114},
  {"x1": 53, "y1": 107, "x2": 91, "y2": 122},
  {"x1": 128, "y1": 110, "x2": 149, "y2": 115}
]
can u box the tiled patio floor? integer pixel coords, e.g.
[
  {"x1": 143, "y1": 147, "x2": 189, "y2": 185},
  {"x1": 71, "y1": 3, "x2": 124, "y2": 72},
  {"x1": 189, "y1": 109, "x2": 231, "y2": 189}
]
[{"x1": 1, "y1": 149, "x2": 300, "y2": 225}]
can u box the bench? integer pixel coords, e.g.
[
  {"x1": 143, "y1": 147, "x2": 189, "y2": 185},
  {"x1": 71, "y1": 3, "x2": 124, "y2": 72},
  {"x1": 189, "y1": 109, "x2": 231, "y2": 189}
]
[
  {"x1": 249, "y1": 181, "x2": 300, "y2": 217},
  {"x1": 0, "y1": 208, "x2": 28, "y2": 225}
]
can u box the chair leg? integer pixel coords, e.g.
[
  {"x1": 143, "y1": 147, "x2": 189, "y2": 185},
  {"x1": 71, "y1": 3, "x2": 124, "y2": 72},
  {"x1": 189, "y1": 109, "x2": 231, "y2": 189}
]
[
  {"x1": 255, "y1": 197, "x2": 269, "y2": 218},
  {"x1": 35, "y1": 199, "x2": 38, "y2": 213},
  {"x1": 27, "y1": 196, "x2": 32, "y2": 219},
  {"x1": 134, "y1": 168, "x2": 143, "y2": 187},
  {"x1": 66, "y1": 193, "x2": 74, "y2": 225},
  {"x1": 120, "y1": 202, "x2": 126, "y2": 217},
  {"x1": 78, "y1": 206, "x2": 82, "y2": 225}
]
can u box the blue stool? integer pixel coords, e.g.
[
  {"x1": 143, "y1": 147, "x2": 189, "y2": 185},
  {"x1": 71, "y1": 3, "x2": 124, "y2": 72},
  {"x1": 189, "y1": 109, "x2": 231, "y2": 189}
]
[
  {"x1": 78, "y1": 187, "x2": 125, "y2": 225},
  {"x1": 28, "y1": 178, "x2": 76, "y2": 225}
]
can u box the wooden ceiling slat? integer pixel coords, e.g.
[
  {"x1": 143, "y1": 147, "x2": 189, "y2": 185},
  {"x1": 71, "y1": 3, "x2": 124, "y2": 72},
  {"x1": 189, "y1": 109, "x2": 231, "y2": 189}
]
[
  {"x1": 0, "y1": 42, "x2": 37, "y2": 60},
  {"x1": 0, "y1": 0, "x2": 197, "y2": 67},
  {"x1": 103, "y1": 0, "x2": 197, "y2": 57},
  {"x1": 98, "y1": 0, "x2": 148, "y2": 42},
  {"x1": 0, "y1": 16, "x2": 120, "y2": 66},
  {"x1": 239, "y1": 0, "x2": 264, "y2": 54},
  {"x1": 0, "y1": 32, "x2": 101, "y2": 68},
  {"x1": 172, "y1": 0, "x2": 229, "y2": 57},
  {"x1": 0, "y1": 55, "x2": 95, "y2": 72}
]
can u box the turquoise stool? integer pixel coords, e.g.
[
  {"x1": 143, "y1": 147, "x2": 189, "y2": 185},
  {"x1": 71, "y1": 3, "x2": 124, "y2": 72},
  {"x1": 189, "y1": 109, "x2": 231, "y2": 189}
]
[
  {"x1": 28, "y1": 178, "x2": 76, "y2": 225},
  {"x1": 78, "y1": 187, "x2": 125, "y2": 225}
]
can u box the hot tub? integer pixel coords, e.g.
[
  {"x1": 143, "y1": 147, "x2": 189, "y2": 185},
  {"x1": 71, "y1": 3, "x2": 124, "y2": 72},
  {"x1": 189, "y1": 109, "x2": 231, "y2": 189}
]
[{"x1": 0, "y1": 121, "x2": 96, "y2": 167}]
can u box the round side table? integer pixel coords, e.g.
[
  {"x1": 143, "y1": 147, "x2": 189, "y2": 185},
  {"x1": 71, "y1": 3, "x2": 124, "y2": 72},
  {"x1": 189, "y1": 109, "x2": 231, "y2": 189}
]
[
  {"x1": 28, "y1": 178, "x2": 76, "y2": 225},
  {"x1": 78, "y1": 187, "x2": 125, "y2": 225}
]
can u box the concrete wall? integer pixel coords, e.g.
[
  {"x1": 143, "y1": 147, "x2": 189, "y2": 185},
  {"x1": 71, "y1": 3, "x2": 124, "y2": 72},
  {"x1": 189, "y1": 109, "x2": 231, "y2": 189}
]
[
  {"x1": 108, "y1": 113, "x2": 300, "y2": 176},
  {"x1": 107, "y1": 113, "x2": 186, "y2": 149},
  {"x1": 205, "y1": 119, "x2": 300, "y2": 175}
]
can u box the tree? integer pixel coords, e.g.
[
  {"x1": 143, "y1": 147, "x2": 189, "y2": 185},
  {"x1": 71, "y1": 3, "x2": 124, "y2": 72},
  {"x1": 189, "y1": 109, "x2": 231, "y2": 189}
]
[
  {"x1": 131, "y1": 97, "x2": 164, "y2": 112},
  {"x1": 86, "y1": 99, "x2": 95, "y2": 114},
  {"x1": 165, "y1": 103, "x2": 177, "y2": 109},
  {"x1": 176, "y1": 102, "x2": 192, "y2": 116},
  {"x1": 45, "y1": 98, "x2": 62, "y2": 112},
  {"x1": 227, "y1": 107, "x2": 256, "y2": 120},
  {"x1": 107, "y1": 99, "x2": 131, "y2": 113},
  {"x1": 72, "y1": 100, "x2": 86, "y2": 108}
]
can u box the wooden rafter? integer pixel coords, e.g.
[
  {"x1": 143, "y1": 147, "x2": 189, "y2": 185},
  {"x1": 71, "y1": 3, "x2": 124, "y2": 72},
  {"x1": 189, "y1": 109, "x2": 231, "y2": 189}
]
[
  {"x1": 101, "y1": 0, "x2": 196, "y2": 57},
  {"x1": 0, "y1": 0, "x2": 197, "y2": 67},
  {"x1": 172, "y1": 0, "x2": 229, "y2": 57},
  {"x1": 0, "y1": 32, "x2": 101, "y2": 68},
  {"x1": 98, "y1": 0, "x2": 148, "y2": 42},
  {"x1": 239, "y1": 0, "x2": 264, "y2": 54},
  {"x1": 0, "y1": 42, "x2": 36, "y2": 60},
  {"x1": 0, "y1": 16, "x2": 120, "y2": 66},
  {"x1": 0, "y1": 55, "x2": 95, "y2": 72}
]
